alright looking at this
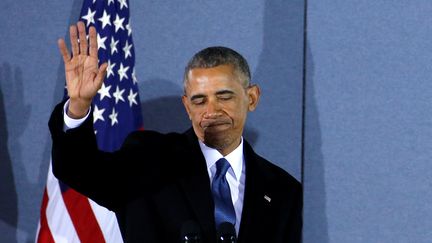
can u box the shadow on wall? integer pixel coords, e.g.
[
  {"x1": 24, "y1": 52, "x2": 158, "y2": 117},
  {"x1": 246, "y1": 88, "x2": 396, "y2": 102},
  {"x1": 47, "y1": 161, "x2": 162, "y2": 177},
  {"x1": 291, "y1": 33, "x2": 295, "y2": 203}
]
[
  {"x1": 253, "y1": 1, "x2": 329, "y2": 240},
  {"x1": 44, "y1": 0, "x2": 84, "y2": 186},
  {"x1": 302, "y1": 43, "x2": 329, "y2": 243},
  {"x1": 1, "y1": 62, "x2": 40, "y2": 243},
  {"x1": 0, "y1": 63, "x2": 21, "y2": 243},
  {"x1": 139, "y1": 79, "x2": 190, "y2": 133},
  {"x1": 35, "y1": 0, "x2": 85, "y2": 241},
  {"x1": 252, "y1": 0, "x2": 304, "y2": 178},
  {"x1": 139, "y1": 78, "x2": 259, "y2": 145}
]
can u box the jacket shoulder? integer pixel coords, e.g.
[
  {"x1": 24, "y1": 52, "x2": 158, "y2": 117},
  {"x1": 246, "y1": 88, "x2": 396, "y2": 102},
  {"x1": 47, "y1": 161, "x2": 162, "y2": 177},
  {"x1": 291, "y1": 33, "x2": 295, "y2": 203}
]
[
  {"x1": 257, "y1": 153, "x2": 301, "y2": 188},
  {"x1": 244, "y1": 140, "x2": 301, "y2": 189}
]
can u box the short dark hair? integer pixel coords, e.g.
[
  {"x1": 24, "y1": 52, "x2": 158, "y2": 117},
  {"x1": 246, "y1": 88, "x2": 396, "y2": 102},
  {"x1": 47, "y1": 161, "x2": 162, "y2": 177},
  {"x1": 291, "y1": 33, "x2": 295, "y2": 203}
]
[{"x1": 183, "y1": 46, "x2": 251, "y2": 91}]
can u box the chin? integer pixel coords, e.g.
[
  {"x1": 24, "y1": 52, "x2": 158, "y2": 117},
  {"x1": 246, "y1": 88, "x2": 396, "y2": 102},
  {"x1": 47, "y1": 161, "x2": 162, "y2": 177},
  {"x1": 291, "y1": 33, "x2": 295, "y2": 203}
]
[{"x1": 203, "y1": 132, "x2": 232, "y2": 150}]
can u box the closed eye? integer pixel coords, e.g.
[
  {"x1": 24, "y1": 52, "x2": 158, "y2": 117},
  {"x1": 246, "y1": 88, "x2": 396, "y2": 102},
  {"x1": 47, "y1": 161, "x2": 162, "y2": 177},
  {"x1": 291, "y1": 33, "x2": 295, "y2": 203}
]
[
  {"x1": 190, "y1": 95, "x2": 206, "y2": 105},
  {"x1": 216, "y1": 90, "x2": 235, "y2": 100},
  {"x1": 217, "y1": 94, "x2": 233, "y2": 100}
]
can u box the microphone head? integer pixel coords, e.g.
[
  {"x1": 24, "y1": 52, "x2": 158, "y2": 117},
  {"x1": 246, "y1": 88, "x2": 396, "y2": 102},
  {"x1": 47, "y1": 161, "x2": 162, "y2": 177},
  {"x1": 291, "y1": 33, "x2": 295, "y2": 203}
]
[
  {"x1": 180, "y1": 220, "x2": 201, "y2": 243},
  {"x1": 217, "y1": 222, "x2": 237, "y2": 243}
]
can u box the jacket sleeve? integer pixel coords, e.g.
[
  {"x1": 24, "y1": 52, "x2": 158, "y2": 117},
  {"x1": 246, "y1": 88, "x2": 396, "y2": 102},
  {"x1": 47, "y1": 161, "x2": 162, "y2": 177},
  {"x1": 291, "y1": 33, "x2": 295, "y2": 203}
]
[{"x1": 48, "y1": 101, "x2": 169, "y2": 210}]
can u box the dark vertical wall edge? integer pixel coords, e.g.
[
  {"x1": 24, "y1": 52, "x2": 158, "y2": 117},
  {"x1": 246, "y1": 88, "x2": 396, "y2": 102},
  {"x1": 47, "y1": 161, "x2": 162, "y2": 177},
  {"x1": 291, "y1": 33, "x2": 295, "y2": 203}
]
[
  {"x1": 300, "y1": 0, "x2": 308, "y2": 185},
  {"x1": 300, "y1": 1, "x2": 308, "y2": 242}
]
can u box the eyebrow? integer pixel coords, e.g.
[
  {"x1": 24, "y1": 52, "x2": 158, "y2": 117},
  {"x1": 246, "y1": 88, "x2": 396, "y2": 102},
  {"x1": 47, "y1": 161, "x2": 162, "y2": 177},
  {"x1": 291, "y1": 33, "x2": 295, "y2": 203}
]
[{"x1": 215, "y1": 90, "x2": 235, "y2": 96}]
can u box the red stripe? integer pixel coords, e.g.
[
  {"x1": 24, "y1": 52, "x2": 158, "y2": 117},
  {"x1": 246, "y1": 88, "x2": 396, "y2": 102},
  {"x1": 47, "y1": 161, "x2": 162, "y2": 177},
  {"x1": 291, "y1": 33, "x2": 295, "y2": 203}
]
[
  {"x1": 62, "y1": 188, "x2": 106, "y2": 243},
  {"x1": 36, "y1": 188, "x2": 55, "y2": 243}
]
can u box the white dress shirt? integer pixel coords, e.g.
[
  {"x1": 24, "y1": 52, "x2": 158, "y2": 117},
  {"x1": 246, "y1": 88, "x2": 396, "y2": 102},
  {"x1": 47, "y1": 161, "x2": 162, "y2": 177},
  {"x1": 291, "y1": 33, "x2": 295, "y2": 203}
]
[
  {"x1": 62, "y1": 100, "x2": 246, "y2": 235},
  {"x1": 63, "y1": 100, "x2": 91, "y2": 130},
  {"x1": 199, "y1": 140, "x2": 246, "y2": 235}
]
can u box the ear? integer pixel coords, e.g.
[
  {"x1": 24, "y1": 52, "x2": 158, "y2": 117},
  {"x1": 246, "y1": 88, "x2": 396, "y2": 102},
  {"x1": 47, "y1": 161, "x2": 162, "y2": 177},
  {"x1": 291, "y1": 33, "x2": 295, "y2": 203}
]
[
  {"x1": 182, "y1": 95, "x2": 192, "y2": 120},
  {"x1": 247, "y1": 84, "x2": 261, "y2": 111}
]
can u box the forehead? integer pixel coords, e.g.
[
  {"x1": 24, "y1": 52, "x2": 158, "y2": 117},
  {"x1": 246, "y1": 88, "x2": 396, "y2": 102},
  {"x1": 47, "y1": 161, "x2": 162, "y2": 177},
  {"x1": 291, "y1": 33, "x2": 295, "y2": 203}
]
[{"x1": 185, "y1": 65, "x2": 242, "y2": 93}]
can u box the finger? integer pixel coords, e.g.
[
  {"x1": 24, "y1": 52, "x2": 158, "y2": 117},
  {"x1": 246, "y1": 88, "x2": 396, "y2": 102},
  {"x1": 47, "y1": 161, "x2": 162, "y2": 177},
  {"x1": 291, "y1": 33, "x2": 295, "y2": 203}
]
[
  {"x1": 88, "y1": 26, "x2": 98, "y2": 58},
  {"x1": 94, "y1": 62, "x2": 108, "y2": 89},
  {"x1": 77, "y1": 21, "x2": 88, "y2": 55},
  {"x1": 69, "y1": 24, "x2": 79, "y2": 57},
  {"x1": 57, "y1": 38, "x2": 71, "y2": 63}
]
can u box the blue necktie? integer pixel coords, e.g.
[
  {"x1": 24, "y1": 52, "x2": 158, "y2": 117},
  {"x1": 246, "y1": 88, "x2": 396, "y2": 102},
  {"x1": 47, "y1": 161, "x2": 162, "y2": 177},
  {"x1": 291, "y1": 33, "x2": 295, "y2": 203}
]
[{"x1": 212, "y1": 158, "x2": 236, "y2": 227}]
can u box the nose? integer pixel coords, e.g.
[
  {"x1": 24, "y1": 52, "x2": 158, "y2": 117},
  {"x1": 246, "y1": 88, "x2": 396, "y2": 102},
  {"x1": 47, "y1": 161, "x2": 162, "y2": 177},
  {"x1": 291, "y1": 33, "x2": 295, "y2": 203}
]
[{"x1": 204, "y1": 98, "x2": 221, "y2": 119}]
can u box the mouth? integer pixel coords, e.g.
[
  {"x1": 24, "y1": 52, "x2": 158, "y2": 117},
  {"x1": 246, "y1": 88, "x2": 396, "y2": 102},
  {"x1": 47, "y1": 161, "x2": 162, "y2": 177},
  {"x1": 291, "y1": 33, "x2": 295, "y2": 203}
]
[{"x1": 200, "y1": 119, "x2": 231, "y2": 132}]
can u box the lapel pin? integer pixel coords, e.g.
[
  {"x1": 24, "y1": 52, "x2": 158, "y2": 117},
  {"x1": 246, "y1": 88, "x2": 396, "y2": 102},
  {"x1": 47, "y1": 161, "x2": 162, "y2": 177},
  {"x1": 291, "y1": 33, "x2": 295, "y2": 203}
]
[{"x1": 264, "y1": 195, "x2": 271, "y2": 203}]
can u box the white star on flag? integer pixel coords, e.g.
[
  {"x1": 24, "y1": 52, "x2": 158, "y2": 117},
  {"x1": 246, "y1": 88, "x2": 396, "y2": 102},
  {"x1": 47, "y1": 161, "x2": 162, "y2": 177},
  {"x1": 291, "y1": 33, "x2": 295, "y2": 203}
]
[
  {"x1": 82, "y1": 8, "x2": 96, "y2": 26},
  {"x1": 126, "y1": 23, "x2": 132, "y2": 36},
  {"x1": 128, "y1": 89, "x2": 138, "y2": 107},
  {"x1": 93, "y1": 105, "x2": 105, "y2": 123},
  {"x1": 113, "y1": 14, "x2": 125, "y2": 32},
  {"x1": 113, "y1": 86, "x2": 125, "y2": 104},
  {"x1": 98, "y1": 82, "x2": 112, "y2": 100},
  {"x1": 109, "y1": 107, "x2": 119, "y2": 126},
  {"x1": 123, "y1": 40, "x2": 133, "y2": 59},
  {"x1": 110, "y1": 37, "x2": 119, "y2": 55},
  {"x1": 97, "y1": 33, "x2": 107, "y2": 50},
  {"x1": 106, "y1": 60, "x2": 116, "y2": 78},
  {"x1": 118, "y1": 0, "x2": 128, "y2": 10},
  {"x1": 98, "y1": 10, "x2": 111, "y2": 29},
  {"x1": 132, "y1": 68, "x2": 138, "y2": 84},
  {"x1": 118, "y1": 63, "x2": 129, "y2": 81}
]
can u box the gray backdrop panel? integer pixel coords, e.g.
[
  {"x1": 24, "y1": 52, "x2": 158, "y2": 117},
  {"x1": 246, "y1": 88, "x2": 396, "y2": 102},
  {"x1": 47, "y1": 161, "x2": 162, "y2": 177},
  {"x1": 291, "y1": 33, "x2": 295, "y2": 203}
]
[{"x1": 303, "y1": 1, "x2": 432, "y2": 243}]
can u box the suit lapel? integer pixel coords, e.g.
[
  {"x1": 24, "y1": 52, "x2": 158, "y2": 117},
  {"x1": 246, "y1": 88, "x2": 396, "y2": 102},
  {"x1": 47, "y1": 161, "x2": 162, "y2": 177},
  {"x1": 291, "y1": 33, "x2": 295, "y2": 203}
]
[
  {"x1": 179, "y1": 129, "x2": 216, "y2": 238},
  {"x1": 237, "y1": 141, "x2": 269, "y2": 241}
]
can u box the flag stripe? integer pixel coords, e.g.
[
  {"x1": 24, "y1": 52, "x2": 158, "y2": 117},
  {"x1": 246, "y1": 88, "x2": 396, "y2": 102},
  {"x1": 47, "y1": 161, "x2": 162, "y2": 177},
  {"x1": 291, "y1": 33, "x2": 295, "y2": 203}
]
[
  {"x1": 46, "y1": 164, "x2": 81, "y2": 243},
  {"x1": 89, "y1": 199, "x2": 123, "y2": 243},
  {"x1": 62, "y1": 189, "x2": 106, "y2": 243},
  {"x1": 36, "y1": 188, "x2": 55, "y2": 243}
]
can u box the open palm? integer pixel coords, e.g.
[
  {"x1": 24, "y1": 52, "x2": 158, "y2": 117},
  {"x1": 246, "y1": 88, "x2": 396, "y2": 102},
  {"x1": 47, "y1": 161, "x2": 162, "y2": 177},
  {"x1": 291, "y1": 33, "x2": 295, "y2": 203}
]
[{"x1": 58, "y1": 21, "x2": 107, "y2": 117}]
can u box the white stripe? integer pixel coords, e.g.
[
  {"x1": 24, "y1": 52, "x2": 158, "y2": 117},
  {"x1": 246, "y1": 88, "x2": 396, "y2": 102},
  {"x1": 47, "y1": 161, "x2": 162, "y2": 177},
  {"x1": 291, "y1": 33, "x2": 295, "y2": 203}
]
[
  {"x1": 89, "y1": 199, "x2": 124, "y2": 243},
  {"x1": 46, "y1": 162, "x2": 81, "y2": 243},
  {"x1": 35, "y1": 222, "x2": 41, "y2": 242}
]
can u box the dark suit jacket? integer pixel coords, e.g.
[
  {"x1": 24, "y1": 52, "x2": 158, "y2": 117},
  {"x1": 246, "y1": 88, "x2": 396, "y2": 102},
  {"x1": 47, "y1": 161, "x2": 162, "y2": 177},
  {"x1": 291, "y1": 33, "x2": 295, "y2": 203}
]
[{"x1": 49, "y1": 102, "x2": 302, "y2": 243}]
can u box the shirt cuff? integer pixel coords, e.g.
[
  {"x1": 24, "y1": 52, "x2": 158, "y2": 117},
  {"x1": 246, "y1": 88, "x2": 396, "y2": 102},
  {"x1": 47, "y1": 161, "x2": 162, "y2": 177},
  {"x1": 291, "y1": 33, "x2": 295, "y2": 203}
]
[{"x1": 63, "y1": 99, "x2": 91, "y2": 130}]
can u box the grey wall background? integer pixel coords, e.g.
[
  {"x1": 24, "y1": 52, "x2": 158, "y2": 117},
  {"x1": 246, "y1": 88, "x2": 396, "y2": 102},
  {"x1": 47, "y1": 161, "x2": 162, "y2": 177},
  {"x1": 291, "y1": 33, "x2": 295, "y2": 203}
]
[
  {"x1": 303, "y1": 1, "x2": 432, "y2": 243},
  {"x1": 0, "y1": 0, "x2": 431, "y2": 243}
]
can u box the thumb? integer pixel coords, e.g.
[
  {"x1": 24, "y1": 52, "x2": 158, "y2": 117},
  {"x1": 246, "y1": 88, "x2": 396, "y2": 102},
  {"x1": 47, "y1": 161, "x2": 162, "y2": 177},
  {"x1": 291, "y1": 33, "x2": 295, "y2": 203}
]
[{"x1": 94, "y1": 62, "x2": 108, "y2": 90}]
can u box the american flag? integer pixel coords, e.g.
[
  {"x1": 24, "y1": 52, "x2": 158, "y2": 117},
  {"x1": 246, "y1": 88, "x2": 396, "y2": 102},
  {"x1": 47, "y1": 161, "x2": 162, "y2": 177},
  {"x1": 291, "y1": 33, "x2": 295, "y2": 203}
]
[{"x1": 36, "y1": 0, "x2": 142, "y2": 242}]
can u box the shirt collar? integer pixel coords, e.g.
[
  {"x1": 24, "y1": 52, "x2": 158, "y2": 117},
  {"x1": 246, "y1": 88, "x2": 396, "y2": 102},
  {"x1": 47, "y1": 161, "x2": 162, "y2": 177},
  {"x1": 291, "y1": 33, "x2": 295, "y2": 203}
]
[{"x1": 199, "y1": 138, "x2": 244, "y2": 181}]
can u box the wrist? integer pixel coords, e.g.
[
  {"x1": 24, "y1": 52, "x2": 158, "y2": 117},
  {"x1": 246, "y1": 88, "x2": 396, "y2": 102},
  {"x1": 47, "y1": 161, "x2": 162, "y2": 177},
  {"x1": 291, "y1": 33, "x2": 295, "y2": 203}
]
[{"x1": 67, "y1": 98, "x2": 91, "y2": 119}]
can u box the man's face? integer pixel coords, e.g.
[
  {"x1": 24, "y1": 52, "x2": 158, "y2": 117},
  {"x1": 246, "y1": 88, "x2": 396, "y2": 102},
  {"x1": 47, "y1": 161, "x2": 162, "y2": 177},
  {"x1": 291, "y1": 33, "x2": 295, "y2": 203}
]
[{"x1": 182, "y1": 64, "x2": 260, "y2": 156}]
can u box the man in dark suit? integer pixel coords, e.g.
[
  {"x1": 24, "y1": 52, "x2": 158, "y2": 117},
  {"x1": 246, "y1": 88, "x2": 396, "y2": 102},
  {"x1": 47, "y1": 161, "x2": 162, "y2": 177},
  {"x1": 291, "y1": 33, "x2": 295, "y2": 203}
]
[{"x1": 50, "y1": 21, "x2": 302, "y2": 242}]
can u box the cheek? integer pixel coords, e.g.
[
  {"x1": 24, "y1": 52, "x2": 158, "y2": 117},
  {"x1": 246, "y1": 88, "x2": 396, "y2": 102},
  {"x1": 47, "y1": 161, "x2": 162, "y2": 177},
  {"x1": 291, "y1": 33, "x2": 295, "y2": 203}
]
[
  {"x1": 191, "y1": 113, "x2": 204, "y2": 127},
  {"x1": 227, "y1": 102, "x2": 248, "y2": 121},
  {"x1": 226, "y1": 110, "x2": 244, "y2": 127},
  {"x1": 234, "y1": 113, "x2": 246, "y2": 127}
]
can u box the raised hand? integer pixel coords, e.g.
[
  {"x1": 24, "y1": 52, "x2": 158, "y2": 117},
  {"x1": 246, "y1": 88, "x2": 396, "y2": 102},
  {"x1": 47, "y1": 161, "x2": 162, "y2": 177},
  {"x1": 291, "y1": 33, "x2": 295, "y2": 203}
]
[{"x1": 58, "y1": 21, "x2": 108, "y2": 118}]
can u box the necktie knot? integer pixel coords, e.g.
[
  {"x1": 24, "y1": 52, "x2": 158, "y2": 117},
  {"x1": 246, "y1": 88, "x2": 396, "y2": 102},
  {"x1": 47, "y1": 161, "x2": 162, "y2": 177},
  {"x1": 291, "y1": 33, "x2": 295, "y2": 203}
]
[{"x1": 215, "y1": 158, "x2": 230, "y2": 177}]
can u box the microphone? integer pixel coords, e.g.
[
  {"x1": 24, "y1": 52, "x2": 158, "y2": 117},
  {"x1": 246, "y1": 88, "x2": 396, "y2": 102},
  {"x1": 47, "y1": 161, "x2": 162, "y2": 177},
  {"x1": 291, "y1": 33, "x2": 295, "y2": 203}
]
[
  {"x1": 180, "y1": 220, "x2": 201, "y2": 243},
  {"x1": 217, "y1": 222, "x2": 237, "y2": 243}
]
